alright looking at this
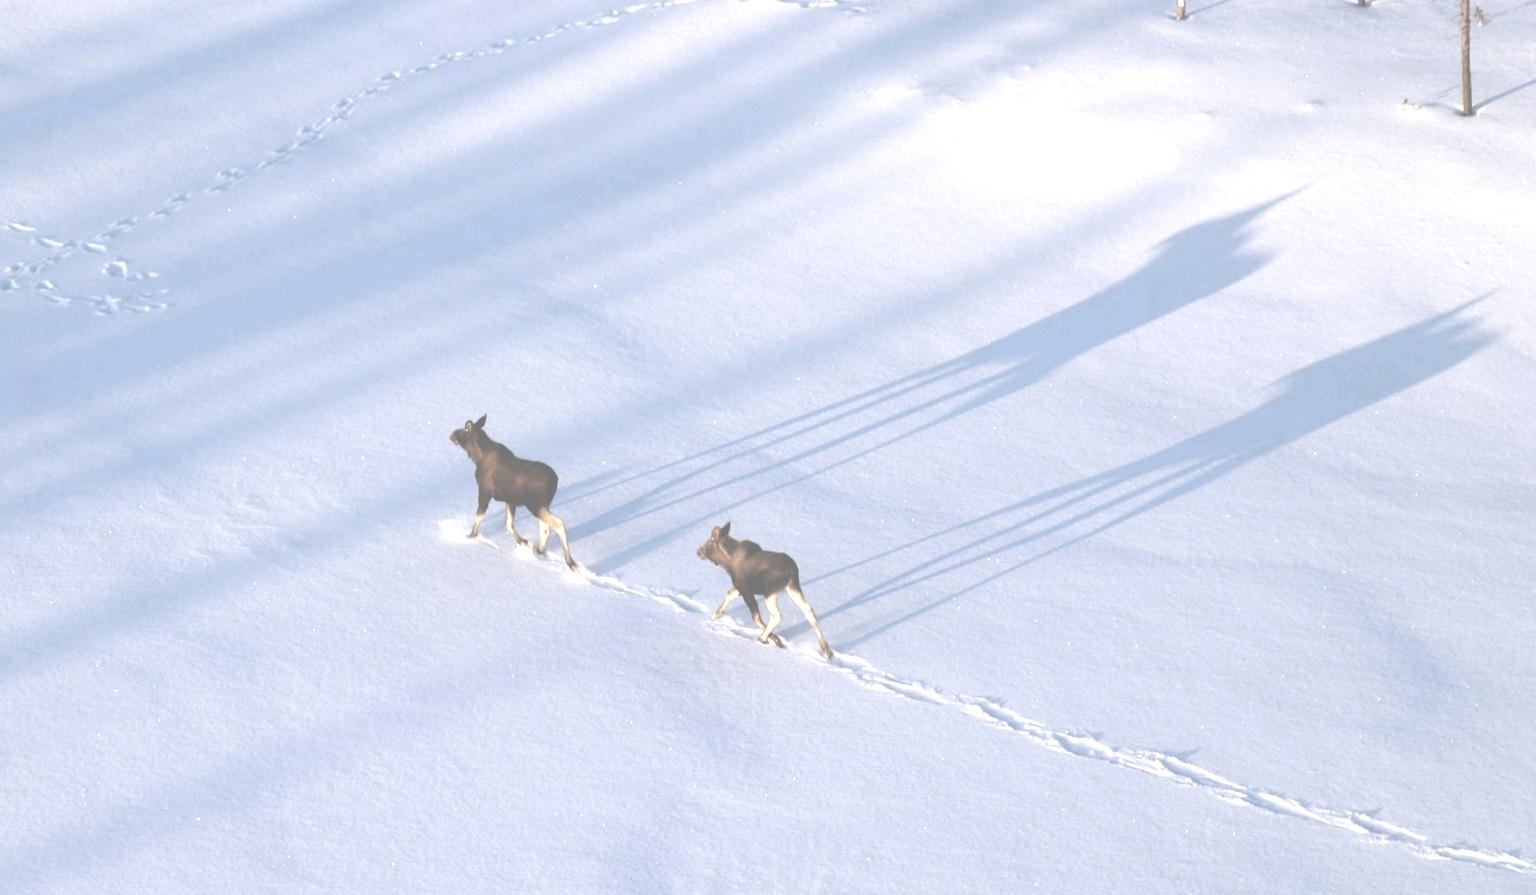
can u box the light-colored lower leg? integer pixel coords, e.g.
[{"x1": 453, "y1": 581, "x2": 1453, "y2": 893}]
[
  {"x1": 743, "y1": 594, "x2": 784, "y2": 647},
  {"x1": 713, "y1": 588, "x2": 739, "y2": 619},
  {"x1": 469, "y1": 511, "x2": 486, "y2": 539},
  {"x1": 759, "y1": 592, "x2": 783, "y2": 645},
  {"x1": 788, "y1": 585, "x2": 833, "y2": 658},
  {"x1": 537, "y1": 520, "x2": 551, "y2": 553},
  {"x1": 537, "y1": 508, "x2": 577, "y2": 569}
]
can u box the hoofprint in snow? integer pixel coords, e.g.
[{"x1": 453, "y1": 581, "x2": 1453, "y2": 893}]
[
  {"x1": 2, "y1": 0, "x2": 867, "y2": 314},
  {"x1": 436, "y1": 518, "x2": 1531, "y2": 877},
  {"x1": 8, "y1": 0, "x2": 1535, "y2": 890},
  {"x1": 1, "y1": 0, "x2": 718, "y2": 315}
]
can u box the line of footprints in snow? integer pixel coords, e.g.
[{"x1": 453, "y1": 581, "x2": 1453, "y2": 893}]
[
  {"x1": 0, "y1": 0, "x2": 864, "y2": 316},
  {"x1": 458, "y1": 518, "x2": 1534, "y2": 877},
  {"x1": 441, "y1": 416, "x2": 1530, "y2": 877},
  {"x1": 6, "y1": 0, "x2": 1527, "y2": 877}
]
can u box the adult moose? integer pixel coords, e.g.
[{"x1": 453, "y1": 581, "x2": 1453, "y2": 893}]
[
  {"x1": 697, "y1": 522, "x2": 833, "y2": 659},
  {"x1": 450, "y1": 414, "x2": 578, "y2": 571}
]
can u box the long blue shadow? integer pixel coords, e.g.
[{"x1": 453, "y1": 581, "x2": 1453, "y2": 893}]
[
  {"x1": 822, "y1": 298, "x2": 1497, "y2": 648},
  {"x1": 580, "y1": 193, "x2": 1296, "y2": 569},
  {"x1": 1, "y1": 0, "x2": 411, "y2": 156}
]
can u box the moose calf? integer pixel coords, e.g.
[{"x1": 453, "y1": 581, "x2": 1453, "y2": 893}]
[
  {"x1": 450, "y1": 414, "x2": 577, "y2": 571},
  {"x1": 697, "y1": 522, "x2": 833, "y2": 659}
]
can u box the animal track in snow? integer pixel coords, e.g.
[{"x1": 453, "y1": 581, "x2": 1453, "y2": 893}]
[
  {"x1": 2, "y1": 0, "x2": 725, "y2": 315},
  {"x1": 778, "y1": 0, "x2": 868, "y2": 11},
  {"x1": 438, "y1": 516, "x2": 1533, "y2": 877},
  {"x1": 0, "y1": 267, "x2": 168, "y2": 316}
]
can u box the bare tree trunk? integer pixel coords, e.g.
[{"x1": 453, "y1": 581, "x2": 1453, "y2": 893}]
[
  {"x1": 1176, "y1": 0, "x2": 1186, "y2": 20},
  {"x1": 1461, "y1": 0, "x2": 1474, "y2": 115}
]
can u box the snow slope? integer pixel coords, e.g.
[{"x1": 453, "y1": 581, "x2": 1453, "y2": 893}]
[{"x1": 3, "y1": 0, "x2": 1534, "y2": 891}]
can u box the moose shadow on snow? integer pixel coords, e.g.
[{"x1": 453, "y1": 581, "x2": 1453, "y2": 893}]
[
  {"x1": 0, "y1": 3, "x2": 1236, "y2": 884},
  {"x1": 0, "y1": 0, "x2": 1024, "y2": 519},
  {"x1": 575, "y1": 192, "x2": 1296, "y2": 569},
  {"x1": 0, "y1": 0, "x2": 1064, "y2": 752},
  {"x1": 802, "y1": 298, "x2": 1496, "y2": 648}
]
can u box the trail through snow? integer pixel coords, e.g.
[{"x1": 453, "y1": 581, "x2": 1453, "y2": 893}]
[
  {"x1": 7, "y1": 0, "x2": 1533, "y2": 888},
  {"x1": 436, "y1": 519, "x2": 1533, "y2": 877}
]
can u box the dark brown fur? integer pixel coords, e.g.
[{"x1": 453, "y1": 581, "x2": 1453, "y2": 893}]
[
  {"x1": 697, "y1": 522, "x2": 833, "y2": 658},
  {"x1": 451, "y1": 415, "x2": 577, "y2": 570}
]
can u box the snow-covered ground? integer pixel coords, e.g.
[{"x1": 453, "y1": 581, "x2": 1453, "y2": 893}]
[{"x1": 4, "y1": 0, "x2": 1534, "y2": 891}]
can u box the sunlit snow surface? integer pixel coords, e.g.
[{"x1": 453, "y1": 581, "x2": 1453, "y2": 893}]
[{"x1": 3, "y1": 0, "x2": 1534, "y2": 891}]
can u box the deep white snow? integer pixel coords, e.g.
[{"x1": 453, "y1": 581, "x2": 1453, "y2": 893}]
[{"x1": 3, "y1": 0, "x2": 1534, "y2": 891}]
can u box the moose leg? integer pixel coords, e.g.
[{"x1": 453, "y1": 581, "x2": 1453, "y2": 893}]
[
  {"x1": 742, "y1": 593, "x2": 785, "y2": 648},
  {"x1": 505, "y1": 506, "x2": 530, "y2": 547},
  {"x1": 787, "y1": 584, "x2": 834, "y2": 659},
  {"x1": 741, "y1": 594, "x2": 765, "y2": 633},
  {"x1": 536, "y1": 519, "x2": 551, "y2": 555},
  {"x1": 712, "y1": 588, "x2": 740, "y2": 620},
  {"x1": 535, "y1": 507, "x2": 578, "y2": 570},
  {"x1": 758, "y1": 592, "x2": 786, "y2": 648},
  {"x1": 468, "y1": 490, "x2": 492, "y2": 539}
]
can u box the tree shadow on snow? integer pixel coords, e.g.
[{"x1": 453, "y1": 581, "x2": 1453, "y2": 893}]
[
  {"x1": 0, "y1": 0, "x2": 1024, "y2": 519},
  {"x1": 0, "y1": 2, "x2": 1194, "y2": 883}
]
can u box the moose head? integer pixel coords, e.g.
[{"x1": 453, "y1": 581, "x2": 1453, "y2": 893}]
[
  {"x1": 449, "y1": 414, "x2": 488, "y2": 452},
  {"x1": 696, "y1": 521, "x2": 732, "y2": 564}
]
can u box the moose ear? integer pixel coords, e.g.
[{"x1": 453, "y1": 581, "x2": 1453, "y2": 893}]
[
  {"x1": 719, "y1": 521, "x2": 731, "y2": 537},
  {"x1": 473, "y1": 414, "x2": 487, "y2": 429}
]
